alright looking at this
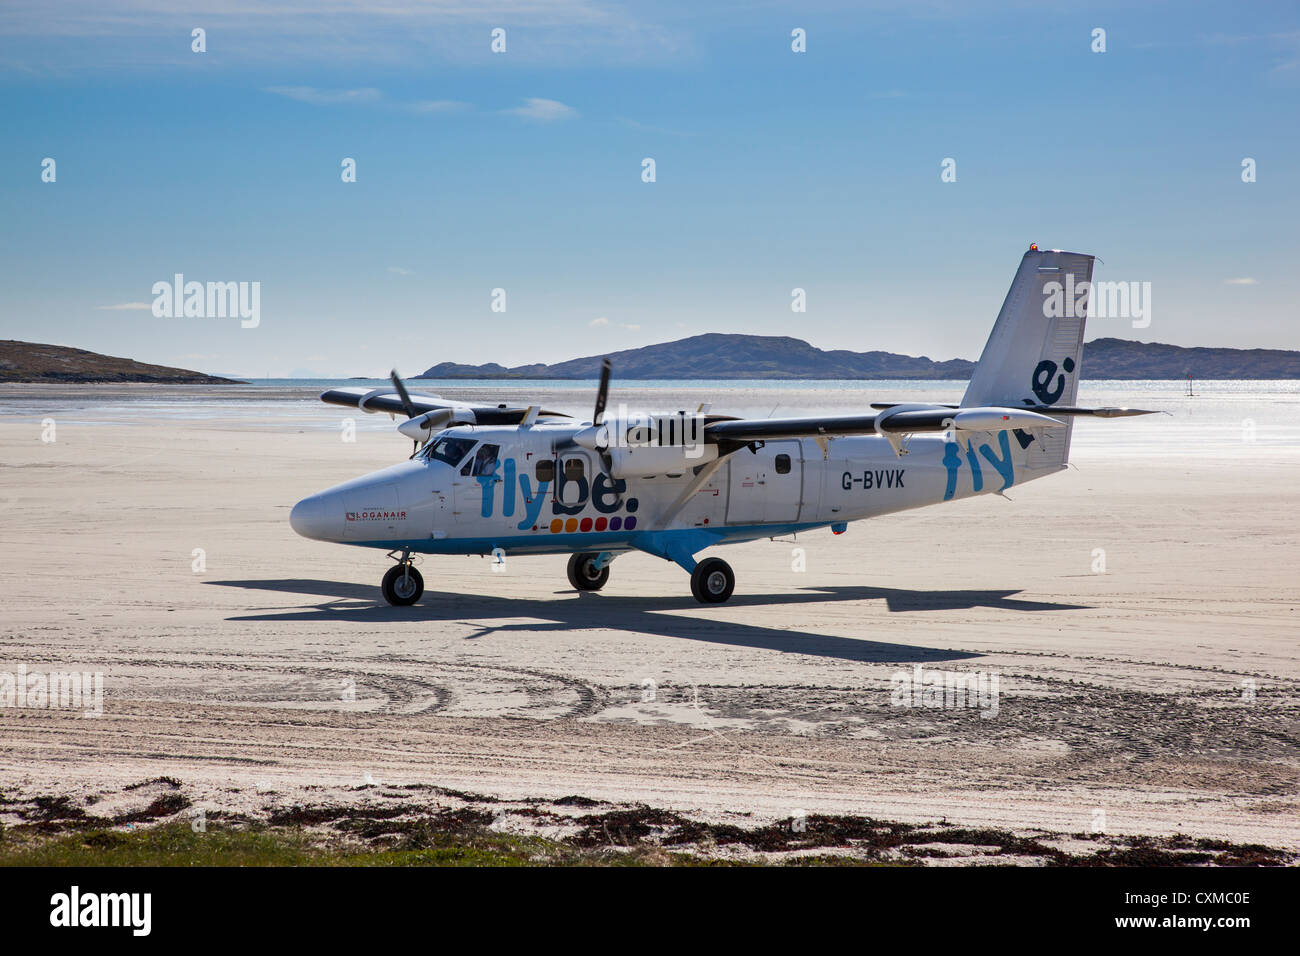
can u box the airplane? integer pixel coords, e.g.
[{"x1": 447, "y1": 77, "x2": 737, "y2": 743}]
[{"x1": 290, "y1": 245, "x2": 1155, "y2": 606}]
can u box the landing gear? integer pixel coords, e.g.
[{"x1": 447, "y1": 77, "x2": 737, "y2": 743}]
[
  {"x1": 381, "y1": 559, "x2": 424, "y2": 606},
  {"x1": 567, "y1": 552, "x2": 610, "y2": 591},
  {"x1": 690, "y1": 557, "x2": 735, "y2": 604}
]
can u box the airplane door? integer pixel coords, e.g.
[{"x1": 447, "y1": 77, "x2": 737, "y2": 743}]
[
  {"x1": 453, "y1": 442, "x2": 503, "y2": 525},
  {"x1": 552, "y1": 451, "x2": 593, "y2": 528},
  {"x1": 425, "y1": 465, "x2": 454, "y2": 535},
  {"x1": 726, "y1": 441, "x2": 802, "y2": 524}
]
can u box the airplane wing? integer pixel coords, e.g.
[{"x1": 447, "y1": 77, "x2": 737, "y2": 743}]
[
  {"x1": 704, "y1": 405, "x2": 1074, "y2": 444},
  {"x1": 705, "y1": 413, "x2": 888, "y2": 442},
  {"x1": 319, "y1": 386, "x2": 569, "y2": 426},
  {"x1": 870, "y1": 402, "x2": 1159, "y2": 418}
]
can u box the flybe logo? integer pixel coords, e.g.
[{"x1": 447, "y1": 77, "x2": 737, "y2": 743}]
[
  {"x1": 942, "y1": 431, "x2": 1015, "y2": 501},
  {"x1": 478, "y1": 458, "x2": 640, "y2": 533}
]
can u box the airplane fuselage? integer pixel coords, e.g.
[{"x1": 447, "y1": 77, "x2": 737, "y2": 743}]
[{"x1": 290, "y1": 421, "x2": 1058, "y2": 567}]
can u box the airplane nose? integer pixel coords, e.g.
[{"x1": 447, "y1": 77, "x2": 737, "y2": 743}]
[{"x1": 289, "y1": 494, "x2": 332, "y2": 540}]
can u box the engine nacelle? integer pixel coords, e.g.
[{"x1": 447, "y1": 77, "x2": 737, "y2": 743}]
[{"x1": 396, "y1": 408, "x2": 464, "y2": 442}]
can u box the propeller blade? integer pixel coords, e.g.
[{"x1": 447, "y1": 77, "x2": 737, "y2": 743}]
[
  {"x1": 593, "y1": 358, "x2": 611, "y2": 425},
  {"x1": 389, "y1": 369, "x2": 418, "y2": 419}
]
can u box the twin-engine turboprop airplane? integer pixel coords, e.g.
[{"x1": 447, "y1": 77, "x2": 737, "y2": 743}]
[{"x1": 290, "y1": 246, "x2": 1155, "y2": 605}]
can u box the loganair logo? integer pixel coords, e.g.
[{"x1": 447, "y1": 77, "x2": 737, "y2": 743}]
[
  {"x1": 479, "y1": 458, "x2": 640, "y2": 534},
  {"x1": 346, "y1": 510, "x2": 407, "y2": 521}
]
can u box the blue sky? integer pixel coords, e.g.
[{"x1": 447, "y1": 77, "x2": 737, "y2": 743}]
[{"x1": 1, "y1": 1, "x2": 1297, "y2": 377}]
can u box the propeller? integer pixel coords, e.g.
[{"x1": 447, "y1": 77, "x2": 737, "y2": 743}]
[
  {"x1": 563, "y1": 358, "x2": 616, "y2": 472},
  {"x1": 390, "y1": 368, "x2": 421, "y2": 456},
  {"x1": 390, "y1": 369, "x2": 418, "y2": 419},
  {"x1": 593, "y1": 358, "x2": 611, "y2": 425},
  {"x1": 592, "y1": 359, "x2": 614, "y2": 476}
]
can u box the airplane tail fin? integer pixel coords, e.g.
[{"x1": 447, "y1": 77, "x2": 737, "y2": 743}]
[{"x1": 960, "y1": 245, "x2": 1095, "y2": 468}]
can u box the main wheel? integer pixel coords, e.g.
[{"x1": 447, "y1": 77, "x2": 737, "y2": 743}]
[
  {"x1": 690, "y1": 557, "x2": 735, "y2": 604},
  {"x1": 566, "y1": 552, "x2": 609, "y2": 591},
  {"x1": 381, "y1": 564, "x2": 424, "y2": 606}
]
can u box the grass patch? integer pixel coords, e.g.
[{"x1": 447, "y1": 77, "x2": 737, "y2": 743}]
[{"x1": 0, "y1": 820, "x2": 893, "y2": 867}]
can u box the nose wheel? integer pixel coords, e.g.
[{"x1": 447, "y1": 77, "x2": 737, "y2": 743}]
[
  {"x1": 381, "y1": 561, "x2": 424, "y2": 606},
  {"x1": 690, "y1": 557, "x2": 735, "y2": 604}
]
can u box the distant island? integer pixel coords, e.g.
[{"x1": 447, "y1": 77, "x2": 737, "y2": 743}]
[
  {"x1": 0, "y1": 340, "x2": 242, "y2": 384},
  {"x1": 416, "y1": 333, "x2": 1300, "y2": 381},
  {"x1": 2, "y1": 334, "x2": 1298, "y2": 384}
]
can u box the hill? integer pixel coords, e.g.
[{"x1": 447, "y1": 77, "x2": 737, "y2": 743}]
[
  {"x1": 417, "y1": 333, "x2": 1300, "y2": 380},
  {"x1": 0, "y1": 341, "x2": 242, "y2": 384}
]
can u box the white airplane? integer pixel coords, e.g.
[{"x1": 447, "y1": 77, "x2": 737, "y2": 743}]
[{"x1": 291, "y1": 246, "x2": 1154, "y2": 605}]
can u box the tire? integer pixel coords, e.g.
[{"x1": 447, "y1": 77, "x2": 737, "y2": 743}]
[
  {"x1": 566, "y1": 552, "x2": 610, "y2": 591},
  {"x1": 690, "y1": 557, "x2": 735, "y2": 604},
  {"x1": 381, "y1": 564, "x2": 424, "y2": 606}
]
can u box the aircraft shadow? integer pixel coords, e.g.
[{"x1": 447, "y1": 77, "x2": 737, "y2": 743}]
[{"x1": 204, "y1": 578, "x2": 1089, "y2": 665}]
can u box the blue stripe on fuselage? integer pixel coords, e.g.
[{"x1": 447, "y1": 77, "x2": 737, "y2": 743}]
[{"x1": 341, "y1": 522, "x2": 828, "y2": 557}]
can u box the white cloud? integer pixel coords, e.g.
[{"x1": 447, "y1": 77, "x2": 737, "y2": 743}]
[
  {"x1": 1224, "y1": 277, "x2": 1258, "y2": 285},
  {"x1": 265, "y1": 85, "x2": 381, "y2": 105},
  {"x1": 406, "y1": 99, "x2": 468, "y2": 113},
  {"x1": 589, "y1": 316, "x2": 642, "y2": 331},
  {"x1": 616, "y1": 116, "x2": 690, "y2": 136},
  {"x1": 503, "y1": 97, "x2": 578, "y2": 121},
  {"x1": 0, "y1": 2, "x2": 690, "y2": 70},
  {"x1": 95, "y1": 302, "x2": 151, "y2": 310},
  {"x1": 387, "y1": 266, "x2": 414, "y2": 276},
  {"x1": 267, "y1": 86, "x2": 469, "y2": 114}
]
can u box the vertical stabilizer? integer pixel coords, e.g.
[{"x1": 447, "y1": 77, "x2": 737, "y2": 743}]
[{"x1": 961, "y1": 246, "x2": 1094, "y2": 467}]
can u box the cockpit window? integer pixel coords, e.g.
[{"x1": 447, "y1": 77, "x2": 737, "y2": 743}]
[
  {"x1": 469, "y1": 443, "x2": 500, "y2": 477},
  {"x1": 423, "y1": 435, "x2": 477, "y2": 467}
]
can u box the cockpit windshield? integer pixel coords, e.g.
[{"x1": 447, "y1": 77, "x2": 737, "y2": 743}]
[{"x1": 420, "y1": 435, "x2": 477, "y2": 467}]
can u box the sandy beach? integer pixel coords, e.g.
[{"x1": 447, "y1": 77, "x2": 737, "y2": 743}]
[{"x1": 2, "y1": 385, "x2": 1298, "y2": 859}]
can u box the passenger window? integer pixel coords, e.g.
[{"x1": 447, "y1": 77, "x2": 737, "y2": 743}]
[
  {"x1": 471, "y1": 444, "x2": 501, "y2": 477},
  {"x1": 563, "y1": 458, "x2": 585, "y2": 480},
  {"x1": 536, "y1": 460, "x2": 555, "y2": 483},
  {"x1": 774, "y1": 454, "x2": 791, "y2": 475}
]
